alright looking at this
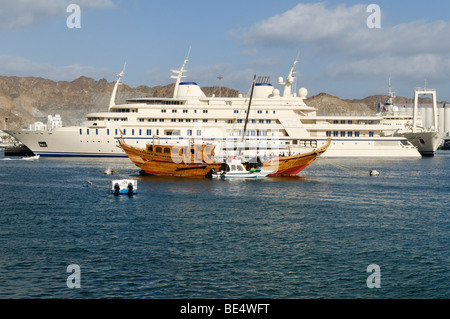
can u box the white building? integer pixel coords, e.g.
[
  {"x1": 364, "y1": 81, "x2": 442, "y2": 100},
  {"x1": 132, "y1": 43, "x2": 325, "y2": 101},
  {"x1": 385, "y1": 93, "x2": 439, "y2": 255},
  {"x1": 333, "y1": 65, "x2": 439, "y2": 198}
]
[
  {"x1": 47, "y1": 114, "x2": 62, "y2": 130},
  {"x1": 29, "y1": 121, "x2": 47, "y2": 131}
]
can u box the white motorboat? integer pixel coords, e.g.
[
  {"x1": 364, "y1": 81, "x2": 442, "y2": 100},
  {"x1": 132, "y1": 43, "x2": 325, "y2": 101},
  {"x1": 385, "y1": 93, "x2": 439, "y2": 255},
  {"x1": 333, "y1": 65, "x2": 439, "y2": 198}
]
[
  {"x1": 21, "y1": 155, "x2": 40, "y2": 160},
  {"x1": 212, "y1": 158, "x2": 271, "y2": 179}
]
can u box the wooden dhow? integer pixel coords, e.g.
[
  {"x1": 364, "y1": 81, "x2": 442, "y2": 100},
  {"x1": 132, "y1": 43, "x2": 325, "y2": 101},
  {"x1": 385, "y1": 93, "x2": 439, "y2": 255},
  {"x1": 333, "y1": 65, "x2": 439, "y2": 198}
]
[{"x1": 118, "y1": 137, "x2": 331, "y2": 177}]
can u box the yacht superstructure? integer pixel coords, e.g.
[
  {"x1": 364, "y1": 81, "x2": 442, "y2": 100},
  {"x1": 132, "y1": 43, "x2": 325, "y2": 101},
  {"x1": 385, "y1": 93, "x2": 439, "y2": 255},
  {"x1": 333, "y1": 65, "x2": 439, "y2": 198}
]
[{"x1": 5, "y1": 59, "x2": 421, "y2": 158}]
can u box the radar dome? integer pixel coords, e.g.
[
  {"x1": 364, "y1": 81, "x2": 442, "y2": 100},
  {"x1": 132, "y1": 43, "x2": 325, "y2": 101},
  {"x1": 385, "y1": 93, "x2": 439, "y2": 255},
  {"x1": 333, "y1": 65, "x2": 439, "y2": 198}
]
[
  {"x1": 298, "y1": 88, "x2": 308, "y2": 98},
  {"x1": 392, "y1": 105, "x2": 399, "y2": 112},
  {"x1": 272, "y1": 89, "x2": 280, "y2": 97}
]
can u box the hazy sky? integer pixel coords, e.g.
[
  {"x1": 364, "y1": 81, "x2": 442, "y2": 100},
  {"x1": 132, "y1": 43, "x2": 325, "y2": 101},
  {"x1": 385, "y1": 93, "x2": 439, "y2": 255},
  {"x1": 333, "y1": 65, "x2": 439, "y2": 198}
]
[{"x1": 1, "y1": 0, "x2": 450, "y2": 101}]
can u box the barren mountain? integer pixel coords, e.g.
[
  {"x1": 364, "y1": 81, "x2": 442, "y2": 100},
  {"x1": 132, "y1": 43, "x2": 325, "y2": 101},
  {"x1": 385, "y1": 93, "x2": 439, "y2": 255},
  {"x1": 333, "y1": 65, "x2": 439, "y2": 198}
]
[
  {"x1": 305, "y1": 93, "x2": 373, "y2": 115},
  {"x1": 0, "y1": 76, "x2": 240, "y2": 129}
]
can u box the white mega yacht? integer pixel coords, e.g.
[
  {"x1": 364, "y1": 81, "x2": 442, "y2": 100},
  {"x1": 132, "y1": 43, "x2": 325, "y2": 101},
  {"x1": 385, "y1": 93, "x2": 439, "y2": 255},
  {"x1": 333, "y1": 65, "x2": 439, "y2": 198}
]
[
  {"x1": 5, "y1": 59, "x2": 421, "y2": 159},
  {"x1": 379, "y1": 79, "x2": 445, "y2": 156}
]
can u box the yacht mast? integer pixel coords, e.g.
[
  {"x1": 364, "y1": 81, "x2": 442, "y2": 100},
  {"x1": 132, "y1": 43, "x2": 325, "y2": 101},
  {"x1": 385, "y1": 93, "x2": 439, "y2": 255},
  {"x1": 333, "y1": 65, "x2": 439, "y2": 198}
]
[
  {"x1": 171, "y1": 48, "x2": 191, "y2": 98},
  {"x1": 108, "y1": 62, "x2": 126, "y2": 111},
  {"x1": 241, "y1": 75, "x2": 257, "y2": 142},
  {"x1": 278, "y1": 59, "x2": 298, "y2": 97}
]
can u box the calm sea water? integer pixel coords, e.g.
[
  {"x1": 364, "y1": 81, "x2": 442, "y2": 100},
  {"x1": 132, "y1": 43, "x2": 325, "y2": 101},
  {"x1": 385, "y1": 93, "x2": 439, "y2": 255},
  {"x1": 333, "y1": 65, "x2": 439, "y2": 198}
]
[{"x1": 0, "y1": 150, "x2": 448, "y2": 299}]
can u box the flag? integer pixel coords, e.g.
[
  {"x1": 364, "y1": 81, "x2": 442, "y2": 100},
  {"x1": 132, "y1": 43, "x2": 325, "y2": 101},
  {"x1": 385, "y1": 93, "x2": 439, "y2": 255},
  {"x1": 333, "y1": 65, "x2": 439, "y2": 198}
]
[{"x1": 119, "y1": 129, "x2": 123, "y2": 135}]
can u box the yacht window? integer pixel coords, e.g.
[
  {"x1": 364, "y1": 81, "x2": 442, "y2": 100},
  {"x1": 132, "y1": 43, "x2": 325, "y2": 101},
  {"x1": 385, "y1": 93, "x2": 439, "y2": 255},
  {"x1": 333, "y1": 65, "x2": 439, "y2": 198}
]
[{"x1": 155, "y1": 147, "x2": 162, "y2": 153}]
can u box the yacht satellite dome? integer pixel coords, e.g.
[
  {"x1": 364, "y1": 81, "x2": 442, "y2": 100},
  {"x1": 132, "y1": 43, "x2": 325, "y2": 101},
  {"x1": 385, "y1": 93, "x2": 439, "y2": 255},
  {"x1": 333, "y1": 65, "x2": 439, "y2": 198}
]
[
  {"x1": 392, "y1": 105, "x2": 399, "y2": 112},
  {"x1": 298, "y1": 88, "x2": 308, "y2": 98},
  {"x1": 272, "y1": 89, "x2": 280, "y2": 97}
]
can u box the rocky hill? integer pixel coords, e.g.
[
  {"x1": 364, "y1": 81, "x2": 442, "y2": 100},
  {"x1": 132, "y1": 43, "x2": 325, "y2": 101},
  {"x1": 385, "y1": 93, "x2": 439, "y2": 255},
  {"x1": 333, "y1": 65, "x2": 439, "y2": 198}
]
[
  {"x1": 1, "y1": 75, "x2": 446, "y2": 130},
  {"x1": 305, "y1": 93, "x2": 374, "y2": 115},
  {"x1": 0, "y1": 76, "x2": 240, "y2": 129}
]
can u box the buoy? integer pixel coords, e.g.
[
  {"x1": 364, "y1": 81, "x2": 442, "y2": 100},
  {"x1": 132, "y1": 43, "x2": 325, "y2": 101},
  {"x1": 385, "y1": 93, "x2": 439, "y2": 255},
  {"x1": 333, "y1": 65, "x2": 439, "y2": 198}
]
[{"x1": 369, "y1": 170, "x2": 380, "y2": 176}]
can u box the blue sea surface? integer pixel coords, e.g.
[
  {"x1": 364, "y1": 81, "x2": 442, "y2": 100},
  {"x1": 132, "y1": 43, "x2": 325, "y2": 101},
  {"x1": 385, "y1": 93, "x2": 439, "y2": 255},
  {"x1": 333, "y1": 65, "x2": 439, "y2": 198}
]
[{"x1": 0, "y1": 151, "x2": 448, "y2": 299}]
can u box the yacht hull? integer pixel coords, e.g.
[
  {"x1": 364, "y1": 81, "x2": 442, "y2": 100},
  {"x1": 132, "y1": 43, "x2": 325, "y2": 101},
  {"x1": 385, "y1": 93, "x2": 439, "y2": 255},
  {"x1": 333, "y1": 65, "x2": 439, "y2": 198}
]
[{"x1": 399, "y1": 131, "x2": 444, "y2": 157}]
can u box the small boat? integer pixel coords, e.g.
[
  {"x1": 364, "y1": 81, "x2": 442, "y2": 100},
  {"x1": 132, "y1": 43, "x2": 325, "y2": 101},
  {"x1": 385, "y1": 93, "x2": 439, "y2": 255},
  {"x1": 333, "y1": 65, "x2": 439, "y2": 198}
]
[
  {"x1": 112, "y1": 179, "x2": 137, "y2": 195},
  {"x1": 21, "y1": 155, "x2": 40, "y2": 161},
  {"x1": 212, "y1": 158, "x2": 271, "y2": 179}
]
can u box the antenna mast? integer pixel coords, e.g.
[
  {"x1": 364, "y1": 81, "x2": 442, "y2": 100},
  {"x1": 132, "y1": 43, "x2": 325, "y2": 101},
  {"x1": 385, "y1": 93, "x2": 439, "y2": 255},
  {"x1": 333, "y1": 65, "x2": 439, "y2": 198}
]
[
  {"x1": 108, "y1": 62, "x2": 126, "y2": 110},
  {"x1": 171, "y1": 47, "x2": 191, "y2": 98}
]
